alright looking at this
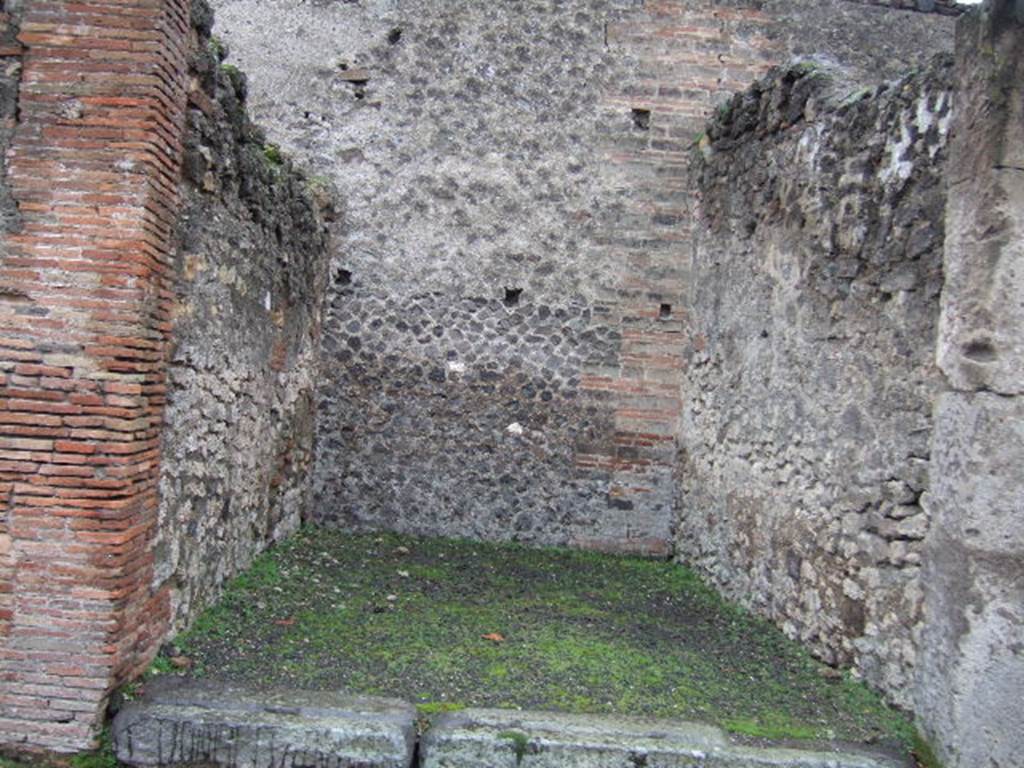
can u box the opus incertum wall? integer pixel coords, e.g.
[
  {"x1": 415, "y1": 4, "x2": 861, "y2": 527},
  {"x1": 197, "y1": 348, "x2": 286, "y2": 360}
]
[
  {"x1": 682, "y1": 54, "x2": 954, "y2": 712},
  {"x1": 152, "y1": 0, "x2": 333, "y2": 634},
  {"x1": 678, "y1": 4, "x2": 1023, "y2": 767},
  {"x1": 208, "y1": 0, "x2": 953, "y2": 557}
]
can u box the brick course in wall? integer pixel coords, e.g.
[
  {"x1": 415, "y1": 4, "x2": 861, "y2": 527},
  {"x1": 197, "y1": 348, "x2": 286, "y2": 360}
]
[
  {"x1": 583, "y1": 0, "x2": 777, "y2": 554},
  {"x1": 0, "y1": 0, "x2": 188, "y2": 753},
  {"x1": 0, "y1": 0, "x2": 25, "y2": 653}
]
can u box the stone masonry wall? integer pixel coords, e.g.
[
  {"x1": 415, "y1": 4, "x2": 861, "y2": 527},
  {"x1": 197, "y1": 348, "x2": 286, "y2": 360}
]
[
  {"x1": 0, "y1": 0, "x2": 971, "y2": 758},
  {"x1": 213, "y1": 0, "x2": 695, "y2": 554},
  {"x1": 679, "y1": 58, "x2": 953, "y2": 707},
  {"x1": 0, "y1": 0, "x2": 330, "y2": 753},
  {"x1": 154, "y1": 0, "x2": 333, "y2": 630},
  {"x1": 0, "y1": 0, "x2": 190, "y2": 752},
  {"x1": 0, "y1": 3, "x2": 21, "y2": 235},
  {"x1": 916, "y1": 2, "x2": 1024, "y2": 766},
  {"x1": 211, "y1": 0, "x2": 952, "y2": 554}
]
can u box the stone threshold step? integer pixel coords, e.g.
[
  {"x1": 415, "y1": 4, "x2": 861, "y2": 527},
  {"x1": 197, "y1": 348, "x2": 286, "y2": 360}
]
[
  {"x1": 422, "y1": 709, "x2": 908, "y2": 768},
  {"x1": 112, "y1": 681, "x2": 909, "y2": 768},
  {"x1": 112, "y1": 680, "x2": 416, "y2": 768}
]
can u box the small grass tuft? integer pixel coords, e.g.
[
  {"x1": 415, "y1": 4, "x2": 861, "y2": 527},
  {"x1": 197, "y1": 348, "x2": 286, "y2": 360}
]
[
  {"x1": 145, "y1": 655, "x2": 175, "y2": 678},
  {"x1": 912, "y1": 730, "x2": 945, "y2": 768},
  {"x1": 262, "y1": 143, "x2": 284, "y2": 167},
  {"x1": 208, "y1": 35, "x2": 226, "y2": 61},
  {"x1": 69, "y1": 729, "x2": 118, "y2": 768},
  {"x1": 498, "y1": 730, "x2": 530, "y2": 765}
]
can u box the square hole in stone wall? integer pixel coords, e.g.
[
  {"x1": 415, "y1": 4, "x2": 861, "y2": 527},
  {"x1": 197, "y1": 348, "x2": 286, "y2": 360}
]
[
  {"x1": 632, "y1": 108, "x2": 651, "y2": 131},
  {"x1": 659, "y1": 303, "x2": 672, "y2": 319},
  {"x1": 504, "y1": 287, "x2": 523, "y2": 307}
]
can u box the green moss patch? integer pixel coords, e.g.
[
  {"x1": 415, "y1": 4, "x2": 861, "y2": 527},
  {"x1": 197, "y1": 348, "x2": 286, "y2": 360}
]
[{"x1": 179, "y1": 529, "x2": 916, "y2": 754}]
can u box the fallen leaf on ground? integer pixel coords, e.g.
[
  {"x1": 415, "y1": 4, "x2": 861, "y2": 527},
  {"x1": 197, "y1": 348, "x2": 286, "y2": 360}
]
[
  {"x1": 169, "y1": 655, "x2": 192, "y2": 670},
  {"x1": 481, "y1": 633, "x2": 505, "y2": 643},
  {"x1": 274, "y1": 618, "x2": 296, "y2": 627}
]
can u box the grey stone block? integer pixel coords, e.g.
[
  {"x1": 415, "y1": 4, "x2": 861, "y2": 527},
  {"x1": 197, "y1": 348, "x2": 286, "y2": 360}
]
[
  {"x1": 112, "y1": 680, "x2": 417, "y2": 768},
  {"x1": 419, "y1": 709, "x2": 907, "y2": 768}
]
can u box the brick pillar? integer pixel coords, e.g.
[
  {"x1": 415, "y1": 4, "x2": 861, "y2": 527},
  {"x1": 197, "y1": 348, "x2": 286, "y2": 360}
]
[
  {"x1": 575, "y1": 0, "x2": 777, "y2": 555},
  {"x1": 0, "y1": 0, "x2": 189, "y2": 753}
]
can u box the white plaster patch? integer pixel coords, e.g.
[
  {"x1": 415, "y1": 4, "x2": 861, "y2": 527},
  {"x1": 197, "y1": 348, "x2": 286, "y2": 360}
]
[
  {"x1": 446, "y1": 360, "x2": 466, "y2": 374},
  {"x1": 915, "y1": 95, "x2": 935, "y2": 135},
  {"x1": 934, "y1": 91, "x2": 953, "y2": 158},
  {"x1": 880, "y1": 116, "x2": 914, "y2": 186},
  {"x1": 797, "y1": 124, "x2": 822, "y2": 171},
  {"x1": 506, "y1": 422, "x2": 524, "y2": 436}
]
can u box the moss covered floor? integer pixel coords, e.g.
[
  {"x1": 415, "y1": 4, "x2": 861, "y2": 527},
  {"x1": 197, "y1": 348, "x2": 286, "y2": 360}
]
[{"x1": 164, "y1": 528, "x2": 921, "y2": 759}]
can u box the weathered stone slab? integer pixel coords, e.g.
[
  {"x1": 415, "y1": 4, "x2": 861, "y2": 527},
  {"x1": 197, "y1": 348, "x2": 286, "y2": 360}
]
[
  {"x1": 936, "y1": 0, "x2": 1024, "y2": 396},
  {"x1": 112, "y1": 680, "x2": 417, "y2": 768},
  {"x1": 420, "y1": 709, "x2": 907, "y2": 768}
]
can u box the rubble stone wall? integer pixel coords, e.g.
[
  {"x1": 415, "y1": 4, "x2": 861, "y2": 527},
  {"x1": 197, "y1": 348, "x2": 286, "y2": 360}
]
[
  {"x1": 153, "y1": 0, "x2": 334, "y2": 630},
  {"x1": 209, "y1": 0, "x2": 952, "y2": 554},
  {"x1": 679, "y1": 57, "x2": 953, "y2": 708}
]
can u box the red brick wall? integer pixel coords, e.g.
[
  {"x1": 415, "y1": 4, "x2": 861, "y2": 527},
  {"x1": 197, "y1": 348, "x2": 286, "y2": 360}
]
[
  {"x1": 0, "y1": 0, "x2": 188, "y2": 753},
  {"x1": 0, "y1": 0, "x2": 24, "y2": 656},
  {"x1": 576, "y1": 1, "x2": 777, "y2": 555}
]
